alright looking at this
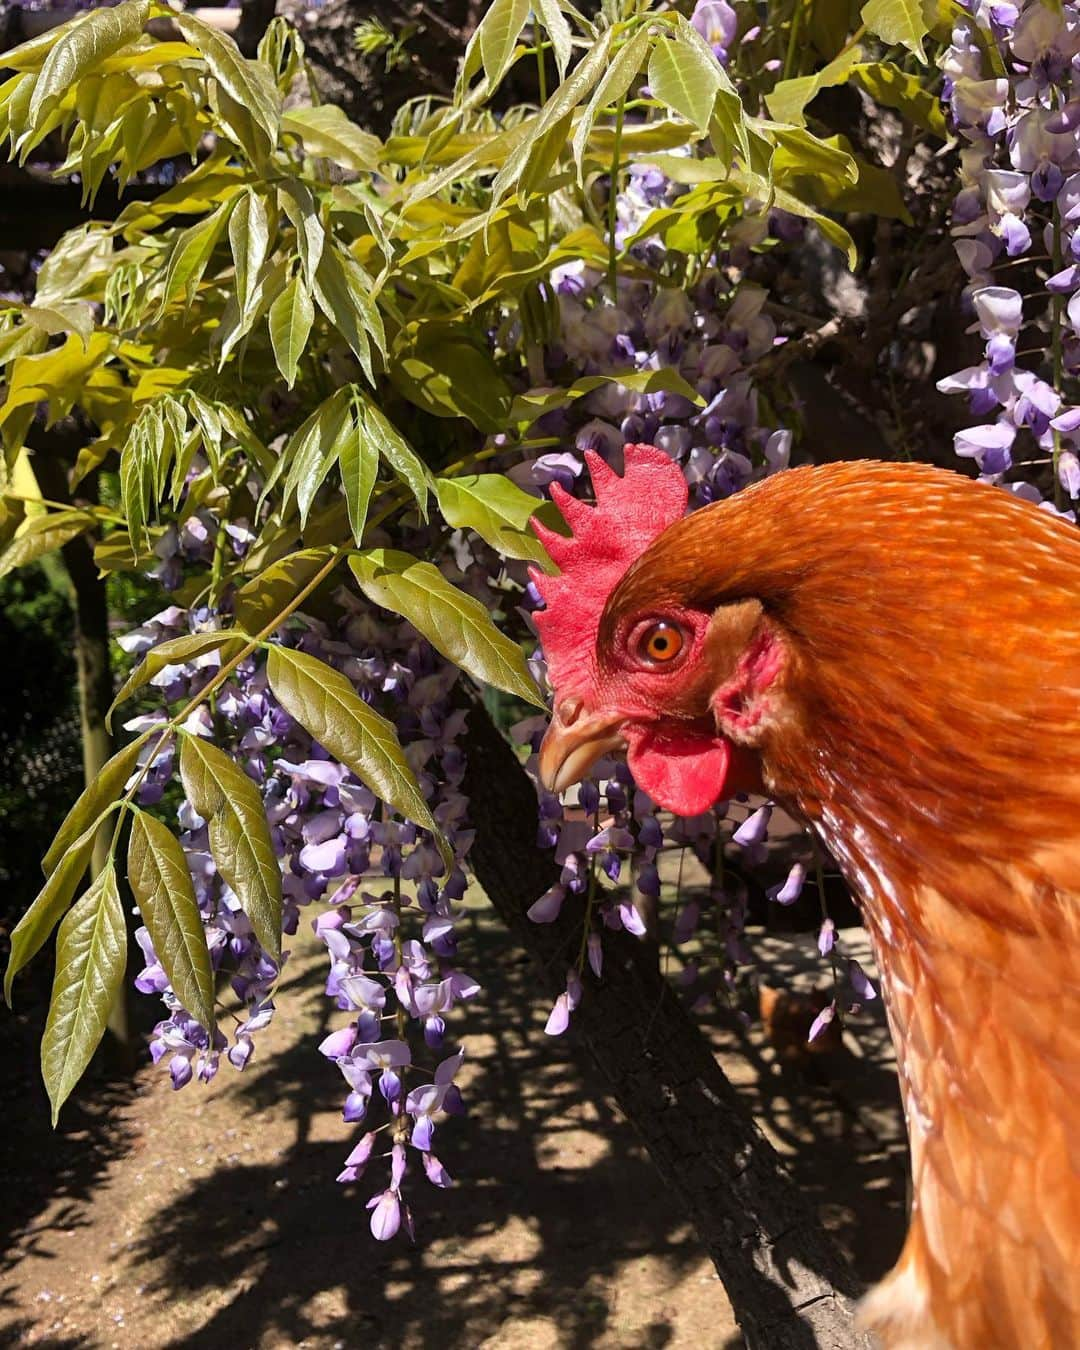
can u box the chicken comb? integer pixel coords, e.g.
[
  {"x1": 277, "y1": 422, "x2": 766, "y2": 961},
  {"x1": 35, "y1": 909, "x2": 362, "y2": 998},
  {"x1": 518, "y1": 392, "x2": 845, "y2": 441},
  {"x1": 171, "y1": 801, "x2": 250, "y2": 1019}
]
[{"x1": 529, "y1": 444, "x2": 689, "y2": 699}]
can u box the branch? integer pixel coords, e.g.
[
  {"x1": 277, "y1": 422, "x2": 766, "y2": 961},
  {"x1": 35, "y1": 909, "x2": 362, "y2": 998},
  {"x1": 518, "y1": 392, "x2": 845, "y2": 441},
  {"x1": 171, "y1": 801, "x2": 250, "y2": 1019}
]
[{"x1": 458, "y1": 685, "x2": 871, "y2": 1350}]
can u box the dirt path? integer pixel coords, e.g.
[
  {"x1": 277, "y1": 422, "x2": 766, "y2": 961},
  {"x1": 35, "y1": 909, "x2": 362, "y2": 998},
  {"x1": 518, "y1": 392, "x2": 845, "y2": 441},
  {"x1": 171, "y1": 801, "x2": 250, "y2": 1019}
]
[{"x1": 1, "y1": 909, "x2": 906, "y2": 1350}]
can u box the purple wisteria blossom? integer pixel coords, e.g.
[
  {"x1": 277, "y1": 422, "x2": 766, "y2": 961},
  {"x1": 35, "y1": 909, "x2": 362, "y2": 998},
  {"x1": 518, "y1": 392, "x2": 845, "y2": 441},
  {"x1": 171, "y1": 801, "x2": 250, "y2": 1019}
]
[
  {"x1": 939, "y1": 1, "x2": 1080, "y2": 514},
  {"x1": 128, "y1": 593, "x2": 479, "y2": 1236}
]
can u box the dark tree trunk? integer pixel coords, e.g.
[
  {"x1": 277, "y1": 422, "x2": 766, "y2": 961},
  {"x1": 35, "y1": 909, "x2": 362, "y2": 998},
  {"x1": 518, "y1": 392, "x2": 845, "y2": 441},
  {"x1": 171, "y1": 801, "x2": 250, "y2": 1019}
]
[{"x1": 458, "y1": 684, "x2": 871, "y2": 1350}]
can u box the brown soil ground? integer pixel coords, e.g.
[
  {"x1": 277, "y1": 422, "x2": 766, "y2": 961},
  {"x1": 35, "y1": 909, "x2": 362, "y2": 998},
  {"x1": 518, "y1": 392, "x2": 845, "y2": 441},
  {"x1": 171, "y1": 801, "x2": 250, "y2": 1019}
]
[{"x1": 0, "y1": 896, "x2": 907, "y2": 1350}]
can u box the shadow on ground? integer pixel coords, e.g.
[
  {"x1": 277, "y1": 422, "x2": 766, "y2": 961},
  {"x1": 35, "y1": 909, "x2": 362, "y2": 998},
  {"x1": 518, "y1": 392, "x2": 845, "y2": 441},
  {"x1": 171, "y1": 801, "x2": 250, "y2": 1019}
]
[
  {"x1": 0, "y1": 972, "x2": 137, "y2": 1350},
  {"x1": 2, "y1": 904, "x2": 907, "y2": 1349}
]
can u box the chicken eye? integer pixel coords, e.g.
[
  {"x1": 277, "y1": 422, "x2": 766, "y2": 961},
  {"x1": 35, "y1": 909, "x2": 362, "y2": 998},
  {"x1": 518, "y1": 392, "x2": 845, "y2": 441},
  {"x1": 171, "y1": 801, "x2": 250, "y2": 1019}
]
[{"x1": 636, "y1": 621, "x2": 684, "y2": 666}]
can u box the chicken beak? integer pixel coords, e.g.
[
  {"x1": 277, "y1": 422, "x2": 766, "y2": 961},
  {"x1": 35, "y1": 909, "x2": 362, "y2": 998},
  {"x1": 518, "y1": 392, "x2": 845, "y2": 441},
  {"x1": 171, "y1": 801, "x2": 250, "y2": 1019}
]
[{"x1": 538, "y1": 699, "x2": 626, "y2": 794}]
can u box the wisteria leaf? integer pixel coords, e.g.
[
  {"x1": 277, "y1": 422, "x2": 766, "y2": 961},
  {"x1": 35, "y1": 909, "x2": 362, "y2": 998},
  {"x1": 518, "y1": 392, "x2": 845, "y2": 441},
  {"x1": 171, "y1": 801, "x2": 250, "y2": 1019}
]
[
  {"x1": 490, "y1": 27, "x2": 612, "y2": 206},
  {"x1": 128, "y1": 810, "x2": 216, "y2": 1032},
  {"x1": 279, "y1": 179, "x2": 326, "y2": 288},
  {"x1": 266, "y1": 645, "x2": 452, "y2": 866},
  {"x1": 43, "y1": 736, "x2": 147, "y2": 875},
  {"x1": 0, "y1": 510, "x2": 96, "y2": 581},
  {"x1": 358, "y1": 398, "x2": 430, "y2": 519},
  {"x1": 5, "y1": 816, "x2": 104, "y2": 1004},
  {"x1": 533, "y1": 0, "x2": 573, "y2": 77},
  {"x1": 339, "y1": 405, "x2": 380, "y2": 544},
  {"x1": 477, "y1": 0, "x2": 530, "y2": 89},
  {"x1": 158, "y1": 199, "x2": 232, "y2": 315},
  {"x1": 108, "y1": 631, "x2": 243, "y2": 731},
  {"x1": 233, "y1": 547, "x2": 336, "y2": 633},
  {"x1": 268, "y1": 273, "x2": 314, "y2": 388},
  {"x1": 175, "y1": 10, "x2": 280, "y2": 145},
  {"x1": 283, "y1": 389, "x2": 353, "y2": 527},
  {"x1": 765, "y1": 46, "x2": 863, "y2": 126},
  {"x1": 313, "y1": 244, "x2": 384, "y2": 384},
  {"x1": 350, "y1": 549, "x2": 544, "y2": 707},
  {"x1": 229, "y1": 187, "x2": 273, "y2": 321},
  {"x1": 572, "y1": 25, "x2": 651, "y2": 174},
  {"x1": 282, "y1": 104, "x2": 383, "y2": 173},
  {"x1": 860, "y1": 0, "x2": 934, "y2": 59},
  {"x1": 179, "y1": 734, "x2": 282, "y2": 962},
  {"x1": 435, "y1": 473, "x2": 553, "y2": 567},
  {"x1": 850, "y1": 61, "x2": 947, "y2": 137},
  {"x1": 41, "y1": 861, "x2": 126, "y2": 1125},
  {"x1": 28, "y1": 0, "x2": 149, "y2": 132},
  {"x1": 647, "y1": 31, "x2": 720, "y2": 132}
]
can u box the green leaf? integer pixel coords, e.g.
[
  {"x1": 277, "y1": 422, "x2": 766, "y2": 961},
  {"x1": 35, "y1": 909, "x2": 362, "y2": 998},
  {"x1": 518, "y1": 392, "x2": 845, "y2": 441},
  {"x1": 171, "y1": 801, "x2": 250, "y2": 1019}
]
[
  {"x1": 477, "y1": 0, "x2": 530, "y2": 89},
  {"x1": 860, "y1": 0, "x2": 935, "y2": 59},
  {"x1": 41, "y1": 861, "x2": 126, "y2": 1125},
  {"x1": 435, "y1": 473, "x2": 555, "y2": 567},
  {"x1": 771, "y1": 126, "x2": 858, "y2": 189},
  {"x1": 127, "y1": 810, "x2": 216, "y2": 1031},
  {"x1": 533, "y1": 0, "x2": 573, "y2": 77},
  {"x1": 43, "y1": 736, "x2": 147, "y2": 875},
  {"x1": 350, "y1": 549, "x2": 543, "y2": 706},
  {"x1": 5, "y1": 816, "x2": 104, "y2": 1004},
  {"x1": 765, "y1": 45, "x2": 863, "y2": 126},
  {"x1": 0, "y1": 510, "x2": 96, "y2": 580},
  {"x1": 178, "y1": 735, "x2": 282, "y2": 962},
  {"x1": 0, "y1": 497, "x2": 25, "y2": 551},
  {"x1": 0, "y1": 331, "x2": 111, "y2": 427},
  {"x1": 358, "y1": 397, "x2": 430, "y2": 520},
  {"x1": 27, "y1": 0, "x2": 149, "y2": 133},
  {"x1": 313, "y1": 244, "x2": 384, "y2": 384},
  {"x1": 818, "y1": 150, "x2": 912, "y2": 221},
  {"x1": 233, "y1": 547, "x2": 336, "y2": 633},
  {"x1": 647, "y1": 31, "x2": 721, "y2": 132},
  {"x1": 229, "y1": 187, "x2": 273, "y2": 321},
  {"x1": 107, "y1": 631, "x2": 243, "y2": 731},
  {"x1": 570, "y1": 367, "x2": 706, "y2": 406},
  {"x1": 175, "y1": 10, "x2": 280, "y2": 147},
  {"x1": 340, "y1": 403, "x2": 379, "y2": 545},
  {"x1": 268, "y1": 273, "x2": 314, "y2": 388},
  {"x1": 282, "y1": 104, "x2": 383, "y2": 173},
  {"x1": 274, "y1": 388, "x2": 352, "y2": 526},
  {"x1": 391, "y1": 325, "x2": 514, "y2": 432},
  {"x1": 851, "y1": 61, "x2": 947, "y2": 137},
  {"x1": 215, "y1": 254, "x2": 289, "y2": 368},
  {"x1": 158, "y1": 199, "x2": 232, "y2": 314},
  {"x1": 279, "y1": 179, "x2": 326, "y2": 288},
  {"x1": 572, "y1": 25, "x2": 652, "y2": 174},
  {"x1": 489, "y1": 26, "x2": 613, "y2": 207},
  {"x1": 265, "y1": 645, "x2": 451, "y2": 865},
  {"x1": 22, "y1": 300, "x2": 95, "y2": 346}
]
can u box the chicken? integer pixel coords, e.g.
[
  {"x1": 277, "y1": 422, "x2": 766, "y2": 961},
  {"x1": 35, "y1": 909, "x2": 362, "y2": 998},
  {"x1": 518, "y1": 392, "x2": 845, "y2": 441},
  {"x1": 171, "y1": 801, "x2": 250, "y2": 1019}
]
[{"x1": 532, "y1": 445, "x2": 1080, "y2": 1350}]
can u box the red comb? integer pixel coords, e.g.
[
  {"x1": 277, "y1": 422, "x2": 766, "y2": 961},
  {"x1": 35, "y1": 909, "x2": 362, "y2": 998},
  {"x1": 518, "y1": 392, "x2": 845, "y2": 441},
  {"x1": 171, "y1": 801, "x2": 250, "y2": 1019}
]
[{"x1": 529, "y1": 444, "x2": 689, "y2": 700}]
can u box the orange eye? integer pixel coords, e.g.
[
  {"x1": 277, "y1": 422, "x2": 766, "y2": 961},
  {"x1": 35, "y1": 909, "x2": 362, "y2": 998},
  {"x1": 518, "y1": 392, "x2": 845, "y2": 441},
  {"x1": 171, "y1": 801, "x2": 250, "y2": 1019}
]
[{"x1": 639, "y1": 621, "x2": 684, "y2": 665}]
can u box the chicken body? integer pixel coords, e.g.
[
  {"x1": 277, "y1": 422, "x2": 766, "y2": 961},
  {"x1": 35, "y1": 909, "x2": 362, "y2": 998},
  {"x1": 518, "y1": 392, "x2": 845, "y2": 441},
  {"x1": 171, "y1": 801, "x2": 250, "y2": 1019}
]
[{"x1": 536, "y1": 456, "x2": 1080, "y2": 1349}]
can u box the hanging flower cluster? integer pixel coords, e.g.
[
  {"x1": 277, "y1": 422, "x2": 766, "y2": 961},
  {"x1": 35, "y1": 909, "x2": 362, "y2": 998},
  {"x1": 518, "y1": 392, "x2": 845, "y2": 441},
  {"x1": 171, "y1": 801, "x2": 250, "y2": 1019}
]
[
  {"x1": 505, "y1": 218, "x2": 826, "y2": 1034},
  {"x1": 125, "y1": 596, "x2": 477, "y2": 1237},
  {"x1": 939, "y1": 0, "x2": 1080, "y2": 513}
]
